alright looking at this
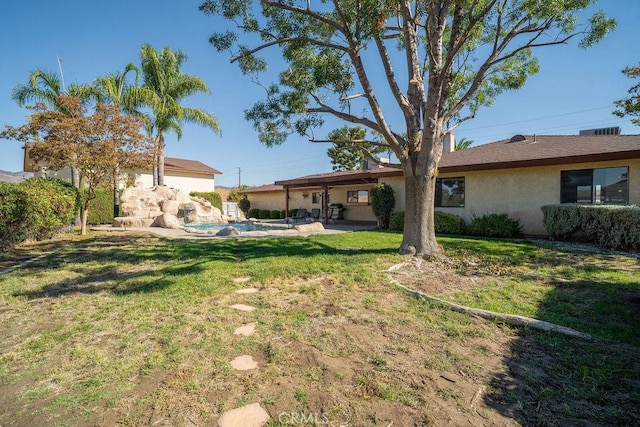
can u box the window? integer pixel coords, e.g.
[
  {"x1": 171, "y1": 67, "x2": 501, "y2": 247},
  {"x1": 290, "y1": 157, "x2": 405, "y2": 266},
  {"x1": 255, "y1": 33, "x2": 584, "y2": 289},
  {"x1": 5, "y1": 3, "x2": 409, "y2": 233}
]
[
  {"x1": 561, "y1": 167, "x2": 628, "y2": 204},
  {"x1": 347, "y1": 190, "x2": 369, "y2": 204},
  {"x1": 436, "y1": 177, "x2": 465, "y2": 207},
  {"x1": 312, "y1": 192, "x2": 321, "y2": 204}
]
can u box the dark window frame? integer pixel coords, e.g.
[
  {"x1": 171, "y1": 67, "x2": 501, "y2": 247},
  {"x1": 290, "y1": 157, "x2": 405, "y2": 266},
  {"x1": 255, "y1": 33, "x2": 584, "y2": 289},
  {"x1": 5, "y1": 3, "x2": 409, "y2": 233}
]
[
  {"x1": 560, "y1": 167, "x2": 629, "y2": 205},
  {"x1": 435, "y1": 177, "x2": 465, "y2": 207},
  {"x1": 347, "y1": 189, "x2": 369, "y2": 204}
]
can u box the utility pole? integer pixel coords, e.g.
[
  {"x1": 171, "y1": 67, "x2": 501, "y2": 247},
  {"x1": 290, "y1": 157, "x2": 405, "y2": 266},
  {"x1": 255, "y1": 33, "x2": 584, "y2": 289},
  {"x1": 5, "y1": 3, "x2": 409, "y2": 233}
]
[{"x1": 237, "y1": 167, "x2": 241, "y2": 187}]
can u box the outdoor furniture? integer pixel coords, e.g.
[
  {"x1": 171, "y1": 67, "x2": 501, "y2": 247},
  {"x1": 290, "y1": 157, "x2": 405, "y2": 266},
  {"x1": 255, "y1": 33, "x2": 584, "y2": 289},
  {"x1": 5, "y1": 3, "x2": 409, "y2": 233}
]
[
  {"x1": 310, "y1": 208, "x2": 321, "y2": 221},
  {"x1": 289, "y1": 208, "x2": 308, "y2": 223}
]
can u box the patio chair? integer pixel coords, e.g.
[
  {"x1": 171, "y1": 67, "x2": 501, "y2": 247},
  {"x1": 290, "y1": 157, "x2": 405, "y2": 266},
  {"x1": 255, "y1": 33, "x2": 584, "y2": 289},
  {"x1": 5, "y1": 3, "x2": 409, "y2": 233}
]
[
  {"x1": 310, "y1": 208, "x2": 321, "y2": 221},
  {"x1": 288, "y1": 208, "x2": 308, "y2": 223}
]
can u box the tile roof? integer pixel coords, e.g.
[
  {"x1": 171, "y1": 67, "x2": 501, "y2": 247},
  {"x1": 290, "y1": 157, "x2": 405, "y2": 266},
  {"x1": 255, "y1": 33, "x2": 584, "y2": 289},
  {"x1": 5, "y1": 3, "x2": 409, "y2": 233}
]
[
  {"x1": 438, "y1": 134, "x2": 640, "y2": 172},
  {"x1": 272, "y1": 134, "x2": 640, "y2": 188},
  {"x1": 164, "y1": 157, "x2": 222, "y2": 175}
]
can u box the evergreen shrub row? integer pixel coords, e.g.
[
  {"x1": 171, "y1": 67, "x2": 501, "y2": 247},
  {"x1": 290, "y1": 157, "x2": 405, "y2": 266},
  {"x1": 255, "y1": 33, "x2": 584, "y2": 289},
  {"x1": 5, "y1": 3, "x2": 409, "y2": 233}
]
[
  {"x1": 389, "y1": 210, "x2": 521, "y2": 238},
  {"x1": 0, "y1": 178, "x2": 78, "y2": 252},
  {"x1": 542, "y1": 204, "x2": 640, "y2": 250}
]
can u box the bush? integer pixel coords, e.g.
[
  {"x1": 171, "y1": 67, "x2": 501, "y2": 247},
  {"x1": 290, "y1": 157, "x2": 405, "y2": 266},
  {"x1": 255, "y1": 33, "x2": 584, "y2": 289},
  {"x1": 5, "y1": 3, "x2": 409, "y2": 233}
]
[
  {"x1": 248, "y1": 208, "x2": 260, "y2": 219},
  {"x1": 190, "y1": 191, "x2": 223, "y2": 211},
  {"x1": 270, "y1": 210, "x2": 282, "y2": 219},
  {"x1": 370, "y1": 183, "x2": 395, "y2": 229},
  {"x1": 542, "y1": 204, "x2": 640, "y2": 250},
  {"x1": 467, "y1": 213, "x2": 522, "y2": 238},
  {"x1": 5, "y1": 178, "x2": 78, "y2": 246},
  {"x1": 0, "y1": 182, "x2": 28, "y2": 252},
  {"x1": 434, "y1": 211, "x2": 466, "y2": 234},
  {"x1": 237, "y1": 197, "x2": 250, "y2": 216},
  {"x1": 289, "y1": 208, "x2": 298, "y2": 218},
  {"x1": 259, "y1": 209, "x2": 272, "y2": 219},
  {"x1": 389, "y1": 211, "x2": 466, "y2": 234},
  {"x1": 389, "y1": 211, "x2": 404, "y2": 232},
  {"x1": 87, "y1": 187, "x2": 115, "y2": 225},
  {"x1": 281, "y1": 210, "x2": 287, "y2": 219}
]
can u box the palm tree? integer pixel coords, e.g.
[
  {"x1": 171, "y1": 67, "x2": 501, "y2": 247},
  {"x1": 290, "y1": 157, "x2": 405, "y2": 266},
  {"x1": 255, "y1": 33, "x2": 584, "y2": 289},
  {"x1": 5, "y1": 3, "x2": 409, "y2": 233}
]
[
  {"x1": 12, "y1": 69, "x2": 99, "y2": 224},
  {"x1": 94, "y1": 63, "x2": 149, "y2": 217},
  {"x1": 139, "y1": 44, "x2": 221, "y2": 186},
  {"x1": 455, "y1": 137, "x2": 474, "y2": 151}
]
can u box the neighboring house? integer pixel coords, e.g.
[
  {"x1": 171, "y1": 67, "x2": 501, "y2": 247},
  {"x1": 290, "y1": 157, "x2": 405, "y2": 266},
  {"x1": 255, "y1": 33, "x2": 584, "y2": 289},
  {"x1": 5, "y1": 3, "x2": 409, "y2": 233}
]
[
  {"x1": 23, "y1": 145, "x2": 221, "y2": 194},
  {"x1": 133, "y1": 157, "x2": 222, "y2": 193},
  {"x1": 241, "y1": 128, "x2": 640, "y2": 236}
]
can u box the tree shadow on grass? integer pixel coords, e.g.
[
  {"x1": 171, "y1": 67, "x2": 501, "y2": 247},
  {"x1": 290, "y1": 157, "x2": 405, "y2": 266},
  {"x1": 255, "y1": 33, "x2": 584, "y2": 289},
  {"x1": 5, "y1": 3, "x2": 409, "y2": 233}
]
[
  {"x1": 7, "y1": 232, "x2": 397, "y2": 299},
  {"x1": 482, "y1": 245, "x2": 640, "y2": 425}
]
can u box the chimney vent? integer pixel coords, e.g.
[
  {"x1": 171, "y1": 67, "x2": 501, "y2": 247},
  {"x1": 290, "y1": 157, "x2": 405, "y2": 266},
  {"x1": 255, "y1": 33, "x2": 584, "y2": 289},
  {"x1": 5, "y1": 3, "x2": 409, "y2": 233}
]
[
  {"x1": 443, "y1": 132, "x2": 455, "y2": 153},
  {"x1": 579, "y1": 127, "x2": 621, "y2": 136}
]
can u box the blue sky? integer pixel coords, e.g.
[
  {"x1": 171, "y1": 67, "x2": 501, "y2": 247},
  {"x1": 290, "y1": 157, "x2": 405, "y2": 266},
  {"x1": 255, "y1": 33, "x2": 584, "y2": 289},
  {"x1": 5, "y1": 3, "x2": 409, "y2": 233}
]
[{"x1": 1, "y1": 1, "x2": 639, "y2": 187}]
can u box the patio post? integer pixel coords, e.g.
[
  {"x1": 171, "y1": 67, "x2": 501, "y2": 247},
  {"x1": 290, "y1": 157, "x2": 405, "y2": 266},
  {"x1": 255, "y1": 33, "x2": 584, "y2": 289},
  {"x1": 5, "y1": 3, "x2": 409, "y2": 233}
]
[
  {"x1": 322, "y1": 186, "x2": 329, "y2": 225},
  {"x1": 285, "y1": 187, "x2": 290, "y2": 219}
]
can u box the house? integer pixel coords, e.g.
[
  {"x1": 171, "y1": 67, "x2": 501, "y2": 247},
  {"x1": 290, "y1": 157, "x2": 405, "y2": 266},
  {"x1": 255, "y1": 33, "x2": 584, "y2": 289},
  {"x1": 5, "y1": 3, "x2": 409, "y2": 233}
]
[
  {"x1": 23, "y1": 144, "x2": 222, "y2": 194},
  {"x1": 241, "y1": 128, "x2": 640, "y2": 236}
]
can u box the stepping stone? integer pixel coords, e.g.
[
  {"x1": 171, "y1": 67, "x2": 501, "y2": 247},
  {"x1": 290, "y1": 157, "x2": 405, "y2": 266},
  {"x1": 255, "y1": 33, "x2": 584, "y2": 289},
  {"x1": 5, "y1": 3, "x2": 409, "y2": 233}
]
[
  {"x1": 233, "y1": 277, "x2": 252, "y2": 283},
  {"x1": 230, "y1": 304, "x2": 256, "y2": 312},
  {"x1": 218, "y1": 402, "x2": 269, "y2": 427},
  {"x1": 230, "y1": 355, "x2": 258, "y2": 371},
  {"x1": 234, "y1": 323, "x2": 256, "y2": 336},
  {"x1": 235, "y1": 287, "x2": 259, "y2": 294}
]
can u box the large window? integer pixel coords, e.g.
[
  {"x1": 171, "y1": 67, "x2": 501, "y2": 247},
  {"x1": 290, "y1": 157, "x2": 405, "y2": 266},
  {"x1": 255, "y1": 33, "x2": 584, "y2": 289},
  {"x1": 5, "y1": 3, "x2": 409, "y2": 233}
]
[
  {"x1": 436, "y1": 177, "x2": 465, "y2": 207},
  {"x1": 347, "y1": 190, "x2": 369, "y2": 204},
  {"x1": 561, "y1": 167, "x2": 628, "y2": 204}
]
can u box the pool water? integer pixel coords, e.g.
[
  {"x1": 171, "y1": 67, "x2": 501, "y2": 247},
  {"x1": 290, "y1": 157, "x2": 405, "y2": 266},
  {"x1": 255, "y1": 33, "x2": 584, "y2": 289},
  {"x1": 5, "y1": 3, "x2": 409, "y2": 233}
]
[{"x1": 183, "y1": 222, "x2": 288, "y2": 232}]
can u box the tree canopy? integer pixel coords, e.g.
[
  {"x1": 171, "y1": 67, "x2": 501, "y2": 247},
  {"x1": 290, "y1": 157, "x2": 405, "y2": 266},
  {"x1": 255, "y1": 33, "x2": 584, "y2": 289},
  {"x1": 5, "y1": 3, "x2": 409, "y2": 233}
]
[
  {"x1": 614, "y1": 63, "x2": 640, "y2": 126},
  {"x1": 0, "y1": 96, "x2": 155, "y2": 235},
  {"x1": 201, "y1": 0, "x2": 614, "y2": 257}
]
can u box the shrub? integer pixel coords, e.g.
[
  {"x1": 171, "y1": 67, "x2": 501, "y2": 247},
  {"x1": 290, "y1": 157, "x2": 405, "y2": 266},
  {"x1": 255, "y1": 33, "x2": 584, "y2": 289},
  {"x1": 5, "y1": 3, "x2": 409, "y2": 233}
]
[
  {"x1": 190, "y1": 191, "x2": 223, "y2": 211},
  {"x1": 389, "y1": 211, "x2": 404, "y2": 232},
  {"x1": 237, "y1": 197, "x2": 250, "y2": 216},
  {"x1": 467, "y1": 213, "x2": 522, "y2": 238},
  {"x1": 280, "y1": 210, "x2": 287, "y2": 219},
  {"x1": 289, "y1": 209, "x2": 298, "y2": 218},
  {"x1": 370, "y1": 183, "x2": 395, "y2": 229},
  {"x1": 13, "y1": 178, "x2": 78, "y2": 243},
  {"x1": 434, "y1": 211, "x2": 466, "y2": 234},
  {"x1": 259, "y1": 209, "x2": 272, "y2": 219},
  {"x1": 87, "y1": 187, "x2": 115, "y2": 225},
  {"x1": 0, "y1": 182, "x2": 28, "y2": 252},
  {"x1": 248, "y1": 208, "x2": 261, "y2": 219},
  {"x1": 542, "y1": 204, "x2": 640, "y2": 250},
  {"x1": 270, "y1": 210, "x2": 282, "y2": 219}
]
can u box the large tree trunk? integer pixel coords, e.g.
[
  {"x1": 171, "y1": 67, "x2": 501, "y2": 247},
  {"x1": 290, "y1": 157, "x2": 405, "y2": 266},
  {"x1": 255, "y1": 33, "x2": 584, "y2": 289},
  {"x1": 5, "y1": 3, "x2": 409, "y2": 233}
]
[
  {"x1": 113, "y1": 167, "x2": 120, "y2": 218},
  {"x1": 71, "y1": 165, "x2": 81, "y2": 226},
  {"x1": 80, "y1": 203, "x2": 89, "y2": 236},
  {"x1": 399, "y1": 163, "x2": 442, "y2": 257}
]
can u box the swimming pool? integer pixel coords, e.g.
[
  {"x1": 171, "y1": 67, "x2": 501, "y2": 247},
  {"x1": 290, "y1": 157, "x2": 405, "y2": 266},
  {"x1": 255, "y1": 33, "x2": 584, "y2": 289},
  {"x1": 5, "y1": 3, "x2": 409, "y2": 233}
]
[{"x1": 183, "y1": 222, "x2": 289, "y2": 232}]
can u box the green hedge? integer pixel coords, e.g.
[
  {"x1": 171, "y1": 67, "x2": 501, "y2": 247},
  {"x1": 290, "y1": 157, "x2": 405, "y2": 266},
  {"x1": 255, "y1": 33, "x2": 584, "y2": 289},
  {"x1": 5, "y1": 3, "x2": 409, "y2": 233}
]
[
  {"x1": 190, "y1": 191, "x2": 223, "y2": 211},
  {"x1": 270, "y1": 210, "x2": 282, "y2": 219},
  {"x1": 238, "y1": 197, "x2": 250, "y2": 216},
  {"x1": 389, "y1": 211, "x2": 466, "y2": 235},
  {"x1": 466, "y1": 213, "x2": 522, "y2": 238},
  {"x1": 0, "y1": 182, "x2": 29, "y2": 252},
  {"x1": 370, "y1": 183, "x2": 395, "y2": 229},
  {"x1": 87, "y1": 187, "x2": 115, "y2": 225},
  {"x1": 389, "y1": 211, "x2": 404, "y2": 232},
  {"x1": 542, "y1": 204, "x2": 640, "y2": 250},
  {"x1": 248, "y1": 208, "x2": 260, "y2": 219},
  {"x1": 259, "y1": 209, "x2": 272, "y2": 219},
  {"x1": 0, "y1": 178, "x2": 78, "y2": 252}
]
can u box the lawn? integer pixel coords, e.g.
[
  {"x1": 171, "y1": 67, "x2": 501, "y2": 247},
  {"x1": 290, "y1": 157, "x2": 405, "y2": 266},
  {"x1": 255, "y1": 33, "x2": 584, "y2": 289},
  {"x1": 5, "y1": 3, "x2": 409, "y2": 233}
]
[{"x1": 0, "y1": 231, "x2": 638, "y2": 426}]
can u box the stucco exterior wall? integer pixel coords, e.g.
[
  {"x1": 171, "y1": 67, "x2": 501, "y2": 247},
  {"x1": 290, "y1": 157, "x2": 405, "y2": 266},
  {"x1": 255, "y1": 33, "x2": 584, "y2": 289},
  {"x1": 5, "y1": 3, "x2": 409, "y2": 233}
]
[
  {"x1": 438, "y1": 158, "x2": 640, "y2": 236},
  {"x1": 134, "y1": 172, "x2": 215, "y2": 194}
]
